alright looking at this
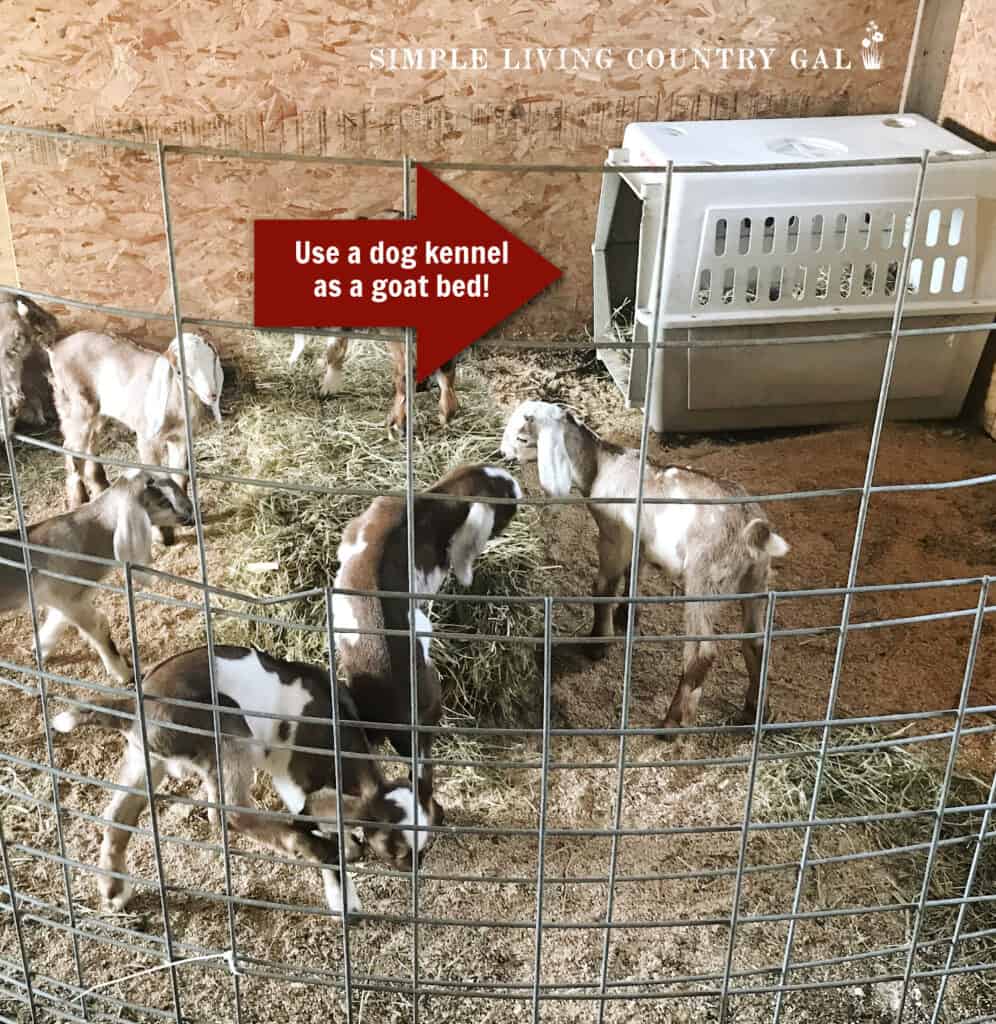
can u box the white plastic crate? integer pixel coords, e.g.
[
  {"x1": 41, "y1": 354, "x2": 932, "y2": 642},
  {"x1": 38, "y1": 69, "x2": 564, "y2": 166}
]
[{"x1": 592, "y1": 114, "x2": 996, "y2": 432}]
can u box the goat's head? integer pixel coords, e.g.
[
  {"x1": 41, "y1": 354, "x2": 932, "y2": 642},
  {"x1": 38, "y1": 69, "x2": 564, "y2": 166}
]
[
  {"x1": 167, "y1": 334, "x2": 224, "y2": 424},
  {"x1": 447, "y1": 466, "x2": 521, "y2": 587},
  {"x1": 357, "y1": 782, "x2": 443, "y2": 872},
  {"x1": 501, "y1": 400, "x2": 573, "y2": 498},
  {"x1": 111, "y1": 473, "x2": 194, "y2": 565},
  {"x1": 9, "y1": 295, "x2": 60, "y2": 349}
]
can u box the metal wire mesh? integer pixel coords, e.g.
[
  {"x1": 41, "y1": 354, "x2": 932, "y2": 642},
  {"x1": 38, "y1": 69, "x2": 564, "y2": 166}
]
[{"x1": 0, "y1": 121, "x2": 993, "y2": 1024}]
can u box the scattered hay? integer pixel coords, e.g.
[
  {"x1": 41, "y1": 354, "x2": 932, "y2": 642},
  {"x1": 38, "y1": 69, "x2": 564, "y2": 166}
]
[
  {"x1": 757, "y1": 726, "x2": 996, "y2": 965},
  {"x1": 196, "y1": 332, "x2": 545, "y2": 725}
]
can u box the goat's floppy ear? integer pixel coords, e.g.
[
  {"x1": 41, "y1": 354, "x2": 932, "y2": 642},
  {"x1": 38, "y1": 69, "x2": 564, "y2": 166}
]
[
  {"x1": 449, "y1": 501, "x2": 495, "y2": 588},
  {"x1": 113, "y1": 491, "x2": 154, "y2": 567},
  {"x1": 535, "y1": 417, "x2": 572, "y2": 497},
  {"x1": 144, "y1": 354, "x2": 174, "y2": 441}
]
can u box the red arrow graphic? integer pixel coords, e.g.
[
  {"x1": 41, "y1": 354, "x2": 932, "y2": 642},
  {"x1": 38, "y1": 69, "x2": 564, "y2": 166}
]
[{"x1": 254, "y1": 166, "x2": 562, "y2": 382}]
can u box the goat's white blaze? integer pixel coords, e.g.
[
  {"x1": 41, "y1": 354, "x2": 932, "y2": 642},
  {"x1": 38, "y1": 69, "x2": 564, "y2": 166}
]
[
  {"x1": 15, "y1": 300, "x2": 29, "y2": 318},
  {"x1": 385, "y1": 785, "x2": 433, "y2": 854},
  {"x1": 449, "y1": 501, "x2": 495, "y2": 586}
]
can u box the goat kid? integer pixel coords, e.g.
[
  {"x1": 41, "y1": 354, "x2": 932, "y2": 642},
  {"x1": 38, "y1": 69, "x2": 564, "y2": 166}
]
[
  {"x1": 290, "y1": 332, "x2": 459, "y2": 432},
  {"x1": 288, "y1": 207, "x2": 457, "y2": 431},
  {"x1": 0, "y1": 473, "x2": 193, "y2": 681},
  {"x1": 46, "y1": 331, "x2": 223, "y2": 511},
  {"x1": 52, "y1": 645, "x2": 439, "y2": 915},
  {"x1": 0, "y1": 293, "x2": 59, "y2": 437},
  {"x1": 501, "y1": 401, "x2": 789, "y2": 730},
  {"x1": 333, "y1": 464, "x2": 520, "y2": 809}
]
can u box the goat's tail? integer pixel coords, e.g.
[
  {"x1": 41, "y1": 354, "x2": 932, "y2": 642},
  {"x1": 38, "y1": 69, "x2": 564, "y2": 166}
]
[
  {"x1": 743, "y1": 517, "x2": 790, "y2": 559},
  {"x1": 51, "y1": 697, "x2": 134, "y2": 735}
]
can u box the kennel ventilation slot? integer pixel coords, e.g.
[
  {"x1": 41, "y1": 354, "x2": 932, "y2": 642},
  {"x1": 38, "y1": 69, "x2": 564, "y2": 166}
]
[{"x1": 593, "y1": 114, "x2": 996, "y2": 432}]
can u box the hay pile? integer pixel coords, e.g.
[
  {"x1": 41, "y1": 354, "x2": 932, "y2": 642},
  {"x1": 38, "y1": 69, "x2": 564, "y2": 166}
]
[{"x1": 196, "y1": 332, "x2": 545, "y2": 725}]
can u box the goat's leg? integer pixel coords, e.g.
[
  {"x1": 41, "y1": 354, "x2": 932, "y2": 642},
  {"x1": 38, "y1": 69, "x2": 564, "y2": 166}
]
[
  {"x1": 734, "y1": 596, "x2": 771, "y2": 727},
  {"x1": 82, "y1": 451, "x2": 110, "y2": 501},
  {"x1": 34, "y1": 608, "x2": 71, "y2": 663},
  {"x1": 61, "y1": 598, "x2": 131, "y2": 682},
  {"x1": 320, "y1": 336, "x2": 349, "y2": 396},
  {"x1": 59, "y1": 419, "x2": 96, "y2": 509},
  {"x1": 435, "y1": 360, "x2": 458, "y2": 426},
  {"x1": 586, "y1": 523, "x2": 631, "y2": 660},
  {"x1": 612, "y1": 560, "x2": 644, "y2": 635},
  {"x1": 98, "y1": 746, "x2": 166, "y2": 910},
  {"x1": 391, "y1": 728, "x2": 443, "y2": 826},
  {"x1": 164, "y1": 441, "x2": 188, "y2": 493},
  {"x1": 190, "y1": 765, "x2": 221, "y2": 828},
  {"x1": 661, "y1": 595, "x2": 719, "y2": 731},
  {"x1": 387, "y1": 341, "x2": 407, "y2": 433},
  {"x1": 139, "y1": 437, "x2": 178, "y2": 546},
  {"x1": 226, "y1": 794, "x2": 360, "y2": 915}
]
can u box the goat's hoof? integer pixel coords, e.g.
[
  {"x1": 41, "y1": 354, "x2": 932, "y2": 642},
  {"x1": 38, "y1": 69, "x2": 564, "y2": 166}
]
[
  {"x1": 581, "y1": 640, "x2": 610, "y2": 661},
  {"x1": 605, "y1": 606, "x2": 638, "y2": 630},
  {"x1": 655, "y1": 720, "x2": 683, "y2": 742},
  {"x1": 731, "y1": 705, "x2": 772, "y2": 728},
  {"x1": 319, "y1": 367, "x2": 343, "y2": 396},
  {"x1": 109, "y1": 661, "x2": 133, "y2": 684},
  {"x1": 100, "y1": 879, "x2": 134, "y2": 912}
]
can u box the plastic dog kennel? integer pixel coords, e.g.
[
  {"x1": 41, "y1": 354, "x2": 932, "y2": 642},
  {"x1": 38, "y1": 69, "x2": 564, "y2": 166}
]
[{"x1": 592, "y1": 114, "x2": 996, "y2": 432}]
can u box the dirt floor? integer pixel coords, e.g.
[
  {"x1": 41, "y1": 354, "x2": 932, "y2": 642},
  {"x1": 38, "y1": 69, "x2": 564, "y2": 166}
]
[{"x1": 1, "y1": 341, "x2": 994, "y2": 1023}]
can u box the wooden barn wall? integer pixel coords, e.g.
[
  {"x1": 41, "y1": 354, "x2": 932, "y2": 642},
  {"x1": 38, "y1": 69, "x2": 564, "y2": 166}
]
[
  {"x1": 938, "y1": 0, "x2": 995, "y2": 144},
  {"x1": 1, "y1": 0, "x2": 920, "y2": 344}
]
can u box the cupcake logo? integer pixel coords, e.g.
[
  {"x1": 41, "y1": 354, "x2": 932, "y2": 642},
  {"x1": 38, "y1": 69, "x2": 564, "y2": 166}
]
[{"x1": 861, "y1": 20, "x2": 884, "y2": 69}]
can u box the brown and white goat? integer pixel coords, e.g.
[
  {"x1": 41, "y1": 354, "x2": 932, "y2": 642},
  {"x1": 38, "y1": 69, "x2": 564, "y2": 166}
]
[
  {"x1": 501, "y1": 401, "x2": 789, "y2": 730},
  {"x1": 333, "y1": 464, "x2": 521, "y2": 809},
  {"x1": 46, "y1": 331, "x2": 223, "y2": 511},
  {"x1": 290, "y1": 332, "x2": 459, "y2": 432},
  {"x1": 0, "y1": 472, "x2": 194, "y2": 681},
  {"x1": 52, "y1": 645, "x2": 438, "y2": 915},
  {"x1": 0, "y1": 293, "x2": 60, "y2": 437}
]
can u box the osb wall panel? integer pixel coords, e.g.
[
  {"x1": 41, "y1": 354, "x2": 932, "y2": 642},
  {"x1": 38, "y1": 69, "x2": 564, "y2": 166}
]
[
  {"x1": 1, "y1": 0, "x2": 920, "y2": 335},
  {"x1": 939, "y1": 0, "x2": 996, "y2": 143}
]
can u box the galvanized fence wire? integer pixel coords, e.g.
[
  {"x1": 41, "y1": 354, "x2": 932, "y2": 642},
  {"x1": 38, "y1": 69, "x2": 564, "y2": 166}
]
[{"x1": 0, "y1": 121, "x2": 992, "y2": 1024}]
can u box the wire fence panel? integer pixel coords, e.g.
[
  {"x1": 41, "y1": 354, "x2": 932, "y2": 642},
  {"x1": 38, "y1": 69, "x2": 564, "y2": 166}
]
[{"x1": 0, "y1": 122, "x2": 993, "y2": 1024}]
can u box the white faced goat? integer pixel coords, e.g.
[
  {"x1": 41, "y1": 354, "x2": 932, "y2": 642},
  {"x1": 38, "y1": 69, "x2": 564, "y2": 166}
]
[
  {"x1": 0, "y1": 472, "x2": 194, "y2": 681},
  {"x1": 46, "y1": 331, "x2": 223, "y2": 512},
  {"x1": 501, "y1": 400, "x2": 789, "y2": 730}
]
